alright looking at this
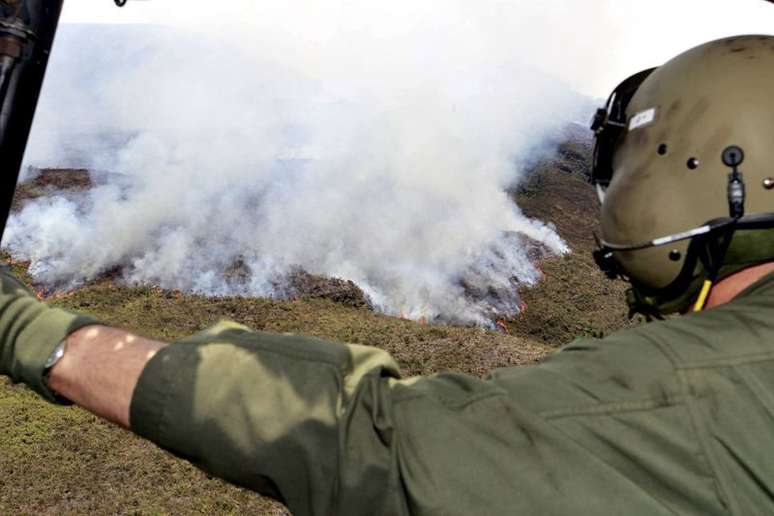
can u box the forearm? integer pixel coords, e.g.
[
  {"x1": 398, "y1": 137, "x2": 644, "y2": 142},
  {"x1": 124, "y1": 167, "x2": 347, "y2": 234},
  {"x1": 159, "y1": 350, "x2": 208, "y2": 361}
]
[{"x1": 48, "y1": 325, "x2": 167, "y2": 428}]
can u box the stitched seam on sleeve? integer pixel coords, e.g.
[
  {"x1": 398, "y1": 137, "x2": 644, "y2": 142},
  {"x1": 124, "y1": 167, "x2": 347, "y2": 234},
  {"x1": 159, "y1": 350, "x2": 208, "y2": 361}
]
[
  {"x1": 153, "y1": 352, "x2": 177, "y2": 451},
  {"x1": 639, "y1": 324, "x2": 742, "y2": 510},
  {"x1": 333, "y1": 365, "x2": 346, "y2": 516},
  {"x1": 676, "y1": 352, "x2": 774, "y2": 370},
  {"x1": 232, "y1": 333, "x2": 350, "y2": 366},
  {"x1": 335, "y1": 370, "x2": 403, "y2": 515},
  {"x1": 540, "y1": 396, "x2": 683, "y2": 419},
  {"x1": 676, "y1": 368, "x2": 737, "y2": 515}
]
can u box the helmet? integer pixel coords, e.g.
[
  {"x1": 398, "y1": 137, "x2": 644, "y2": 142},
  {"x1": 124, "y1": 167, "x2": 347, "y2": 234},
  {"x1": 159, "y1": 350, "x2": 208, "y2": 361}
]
[{"x1": 590, "y1": 35, "x2": 774, "y2": 317}]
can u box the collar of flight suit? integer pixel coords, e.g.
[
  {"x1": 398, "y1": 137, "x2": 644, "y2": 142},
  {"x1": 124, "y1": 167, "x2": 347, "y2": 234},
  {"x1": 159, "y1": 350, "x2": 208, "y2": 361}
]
[{"x1": 729, "y1": 272, "x2": 774, "y2": 303}]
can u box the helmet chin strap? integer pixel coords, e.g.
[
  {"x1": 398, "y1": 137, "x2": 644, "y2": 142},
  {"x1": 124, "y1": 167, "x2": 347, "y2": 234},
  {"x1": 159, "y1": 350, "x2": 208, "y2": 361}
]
[{"x1": 624, "y1": 289, "x2": 665, "y2": 321}]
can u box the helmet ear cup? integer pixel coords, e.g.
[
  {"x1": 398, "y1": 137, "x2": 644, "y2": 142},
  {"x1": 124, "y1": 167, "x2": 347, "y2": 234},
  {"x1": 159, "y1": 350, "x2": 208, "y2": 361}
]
[
  {"x1": 592, "y1": 234, "x2": 621, "y2": 279},
  {"x1": 590, "y1": 68, "x2": 656, "y2": 188}
]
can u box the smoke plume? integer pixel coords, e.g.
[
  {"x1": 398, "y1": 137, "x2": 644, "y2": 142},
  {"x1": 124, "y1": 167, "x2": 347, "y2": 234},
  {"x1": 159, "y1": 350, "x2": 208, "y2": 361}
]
[{"x1": 5, "y1": 3, "x2": 594, "y2": 325}]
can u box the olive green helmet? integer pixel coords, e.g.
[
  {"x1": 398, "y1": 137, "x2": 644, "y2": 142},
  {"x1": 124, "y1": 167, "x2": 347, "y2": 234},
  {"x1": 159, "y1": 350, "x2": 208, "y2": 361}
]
[{"x1": 590, "y1": 35, "x2": 774, "y2": 317}]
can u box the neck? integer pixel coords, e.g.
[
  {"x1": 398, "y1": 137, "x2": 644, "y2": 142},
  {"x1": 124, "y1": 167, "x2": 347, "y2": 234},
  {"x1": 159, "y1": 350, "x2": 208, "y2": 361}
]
[{"x1": 705, "y1": 262, "x2": 774, "y2": 309}]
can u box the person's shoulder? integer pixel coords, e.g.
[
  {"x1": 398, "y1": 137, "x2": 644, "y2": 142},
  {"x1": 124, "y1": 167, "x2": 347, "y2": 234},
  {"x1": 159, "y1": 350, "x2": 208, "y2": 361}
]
[{"x1": 632, "y1": 282, "x2": 774, "y2": 368}]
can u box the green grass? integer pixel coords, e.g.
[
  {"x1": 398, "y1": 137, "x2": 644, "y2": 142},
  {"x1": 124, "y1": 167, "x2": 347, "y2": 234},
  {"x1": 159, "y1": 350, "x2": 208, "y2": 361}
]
[
  {"x1": 1, "y1": 273, "x2": 553, "y2": 514},
  {"x1": 511, "y1": 161, "x2": 645, "y2": 344},
  {"x1": 1, "y1": 378, "x2": 286, "y2": 514}
]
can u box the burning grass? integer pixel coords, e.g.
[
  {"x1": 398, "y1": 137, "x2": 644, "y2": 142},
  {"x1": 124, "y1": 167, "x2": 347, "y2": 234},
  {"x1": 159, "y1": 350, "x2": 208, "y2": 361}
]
[{"x1": 0, "y1": 136, "x2": 644, "y2": 513}]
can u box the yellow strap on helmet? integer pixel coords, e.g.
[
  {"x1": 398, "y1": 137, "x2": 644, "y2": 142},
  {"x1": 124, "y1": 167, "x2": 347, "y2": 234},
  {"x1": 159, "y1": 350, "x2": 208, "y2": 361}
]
[{"x1": 693, "y1": 280, "x2": 713, "y2": 312}]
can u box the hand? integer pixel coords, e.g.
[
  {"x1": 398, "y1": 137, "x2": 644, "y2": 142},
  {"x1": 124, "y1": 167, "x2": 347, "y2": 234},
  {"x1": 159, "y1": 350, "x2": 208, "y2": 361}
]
[{"x1": 0, "y1": 266, "x2": 98, "y2": 401}]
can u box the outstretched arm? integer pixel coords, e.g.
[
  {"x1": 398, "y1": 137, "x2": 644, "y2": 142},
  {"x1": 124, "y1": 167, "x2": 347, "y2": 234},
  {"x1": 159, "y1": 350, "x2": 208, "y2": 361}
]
[
  {"x1": 0, "y1": 268, "x2": 404, "y2": 514},
  {"x1": 48, "y1": 325, "x2": 166, "y2": 428}
]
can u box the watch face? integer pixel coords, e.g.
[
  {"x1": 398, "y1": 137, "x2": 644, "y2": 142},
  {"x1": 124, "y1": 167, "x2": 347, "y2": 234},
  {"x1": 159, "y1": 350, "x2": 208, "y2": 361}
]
[{"x1": 44, "y1": 341, "x2": 66, "y2": 369}]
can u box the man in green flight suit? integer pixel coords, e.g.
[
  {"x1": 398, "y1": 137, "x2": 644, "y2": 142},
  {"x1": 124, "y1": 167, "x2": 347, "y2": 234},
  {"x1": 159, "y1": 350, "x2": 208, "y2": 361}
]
[{"x1": 3, "y1": 35, "x2": 774, "y2": 515}]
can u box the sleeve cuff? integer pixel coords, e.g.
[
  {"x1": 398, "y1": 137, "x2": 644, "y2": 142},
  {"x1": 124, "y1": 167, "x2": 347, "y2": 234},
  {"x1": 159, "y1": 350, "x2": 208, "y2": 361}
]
[
  {"x1": 16, "y1": 308, "x2": 100, "y2": 403},
  {"x1": 129, "y1": 341, "x2": 197, "y2": 449}
]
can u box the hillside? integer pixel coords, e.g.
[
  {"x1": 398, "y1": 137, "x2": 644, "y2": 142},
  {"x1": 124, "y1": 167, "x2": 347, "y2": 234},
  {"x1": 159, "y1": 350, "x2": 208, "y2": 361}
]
[
  {"x1": 0, "y1": 137, "x2": 643, "y2": 514},
  {"x1": 510, "y1": 133, "x2": 642, "y2": 343}
]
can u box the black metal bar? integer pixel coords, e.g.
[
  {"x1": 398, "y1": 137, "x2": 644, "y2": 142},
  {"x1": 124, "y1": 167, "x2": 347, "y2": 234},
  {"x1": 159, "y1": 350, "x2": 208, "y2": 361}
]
[{"x1": 0, "y1": 0, "x2": 64, "y2": 243}]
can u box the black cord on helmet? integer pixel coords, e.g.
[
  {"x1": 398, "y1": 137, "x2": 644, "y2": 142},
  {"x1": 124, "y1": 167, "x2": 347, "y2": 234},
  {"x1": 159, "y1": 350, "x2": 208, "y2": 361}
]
[{"x1": 723, "y1": 145, "x2": 746, "y2": 219}]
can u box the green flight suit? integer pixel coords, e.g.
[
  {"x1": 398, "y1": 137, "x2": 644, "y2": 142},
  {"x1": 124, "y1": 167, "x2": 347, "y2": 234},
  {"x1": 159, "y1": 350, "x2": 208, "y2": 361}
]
[{"x1": 129, "y1": 273, "x2": 774, "y2": 515}]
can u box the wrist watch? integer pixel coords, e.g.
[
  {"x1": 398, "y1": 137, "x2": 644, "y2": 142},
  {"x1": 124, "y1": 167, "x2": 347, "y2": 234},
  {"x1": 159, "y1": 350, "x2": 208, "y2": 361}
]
[
  {"x1": 44, "y1": 340, "x2": 67, "y2": 371},
  {"x1": 43, "y1": 340, "x2": 71, "y2": 403}
]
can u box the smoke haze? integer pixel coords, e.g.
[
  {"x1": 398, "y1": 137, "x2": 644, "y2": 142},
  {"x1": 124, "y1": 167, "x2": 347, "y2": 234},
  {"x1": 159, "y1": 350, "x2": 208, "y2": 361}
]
[{"x1": 5, "y1": 3, "x2": 595, "y2": 325}]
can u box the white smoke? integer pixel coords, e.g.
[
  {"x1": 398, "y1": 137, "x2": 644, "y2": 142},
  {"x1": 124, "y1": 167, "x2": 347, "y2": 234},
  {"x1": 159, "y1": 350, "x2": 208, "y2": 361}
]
[{"x1": 4, "y1": 3, "x2": 594, "y2": 325}]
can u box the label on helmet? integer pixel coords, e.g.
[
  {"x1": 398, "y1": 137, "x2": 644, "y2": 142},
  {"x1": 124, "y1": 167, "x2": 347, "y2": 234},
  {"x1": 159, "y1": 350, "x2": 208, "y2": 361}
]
[{"x1": 629, "y1": 108, "x2": 656, "y2": 131}]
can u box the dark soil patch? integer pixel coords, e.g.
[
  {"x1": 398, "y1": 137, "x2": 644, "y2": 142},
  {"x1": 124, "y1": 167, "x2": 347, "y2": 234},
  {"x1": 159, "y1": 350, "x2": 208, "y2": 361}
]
[
  {"x1": 283, "y1": 269, "x2": 372, "y2": 308},
  {"x1": 11, "y1": 168, "x2": 92, "y2": 211}
]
